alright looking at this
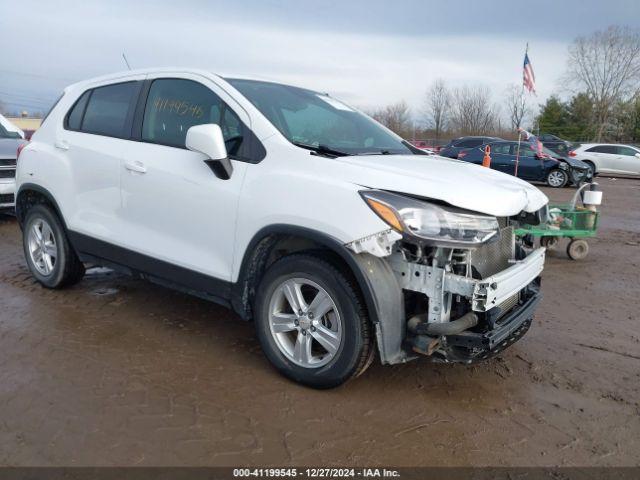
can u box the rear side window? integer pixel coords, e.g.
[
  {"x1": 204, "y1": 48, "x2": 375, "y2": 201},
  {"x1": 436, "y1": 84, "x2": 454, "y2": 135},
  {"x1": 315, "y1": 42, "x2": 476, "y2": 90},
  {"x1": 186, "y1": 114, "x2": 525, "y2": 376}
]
[
  {"x1": 81, "y1": 82, "x2": 139, "y2": 138},
  {"x1": 142, "y1": 78, "x2": 245, "y2": 154},
  {"x1": 456, "y1": 139, "x2": 483, "y2": 148},
  {"x1": 66, "y1": 91, "x2": 90, "y2": 130},
  {"x1": 586, "y1": 145, "x2": 616, "y2": 154}
]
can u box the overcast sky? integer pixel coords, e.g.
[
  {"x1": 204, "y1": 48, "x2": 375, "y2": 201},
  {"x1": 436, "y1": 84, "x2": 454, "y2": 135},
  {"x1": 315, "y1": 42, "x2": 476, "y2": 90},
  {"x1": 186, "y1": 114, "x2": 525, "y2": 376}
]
[{"x1": 1, "y1": 0, "x2": 639, "y2": 123}]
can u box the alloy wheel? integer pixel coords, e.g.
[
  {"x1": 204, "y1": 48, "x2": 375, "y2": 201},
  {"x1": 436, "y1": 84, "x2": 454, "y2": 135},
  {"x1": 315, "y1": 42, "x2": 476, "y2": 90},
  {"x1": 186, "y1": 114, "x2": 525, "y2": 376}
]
[
  {"x1": 27, "y1": 218, "x2": 57, "y2": 276},
  {"x1": 548, "y1": 170, "x2": 567, "y2": 187},
  {"x1": 268, "y1": 278, "x2": 342, "y2": 368}
]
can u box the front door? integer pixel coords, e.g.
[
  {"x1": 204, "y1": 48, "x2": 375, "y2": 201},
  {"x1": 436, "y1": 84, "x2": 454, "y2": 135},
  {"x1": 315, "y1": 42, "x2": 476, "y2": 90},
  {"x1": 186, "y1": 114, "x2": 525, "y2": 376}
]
[
  {"x1": 119, "y1": 75, "x2": 251, "y2": 284},
  {"x1": 614, "y1": 146, "x2": 640, "y2": 175},
  {"x1": 512, "y1": 143, "x2": 542, "y2": 180}
]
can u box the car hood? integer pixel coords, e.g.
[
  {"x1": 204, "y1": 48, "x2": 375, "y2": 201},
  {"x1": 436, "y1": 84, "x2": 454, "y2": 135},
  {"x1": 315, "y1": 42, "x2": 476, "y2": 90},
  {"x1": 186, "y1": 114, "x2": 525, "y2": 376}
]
[
  {"x1": 334, "y1": 154, "x2": 548, "y2": 217},
  {"x1": 556, "y1": 155, "x2": 589, "y2": 169},
  {"x1": 0, "y1": 138, "x2": 27, "y2": 158}
]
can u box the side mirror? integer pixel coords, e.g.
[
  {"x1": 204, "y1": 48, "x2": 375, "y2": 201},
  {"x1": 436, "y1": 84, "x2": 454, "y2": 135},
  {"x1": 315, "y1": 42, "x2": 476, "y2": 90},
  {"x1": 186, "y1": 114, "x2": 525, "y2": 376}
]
[
  {"x1": 186, "y1": 124, "x2": 233, "y2": 180},
  {"x1": 635, "y1": 153, "x2": 640, "y2": 159}
]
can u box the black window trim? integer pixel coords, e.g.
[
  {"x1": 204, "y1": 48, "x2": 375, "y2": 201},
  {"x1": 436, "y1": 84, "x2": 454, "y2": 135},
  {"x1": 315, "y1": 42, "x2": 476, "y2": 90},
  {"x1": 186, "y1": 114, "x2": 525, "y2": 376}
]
[
  {"x1": 133, "y1": 77, "x2": 266, "y2": 164},
  {"x1": 63, "y1": 80, "x2": 143, "y2": 140}
]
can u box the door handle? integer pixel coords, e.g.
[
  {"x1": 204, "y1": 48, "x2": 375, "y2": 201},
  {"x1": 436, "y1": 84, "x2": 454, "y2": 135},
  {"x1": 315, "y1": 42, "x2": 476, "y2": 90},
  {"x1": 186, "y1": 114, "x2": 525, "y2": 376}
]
[
  {"x1": 125, "y1": 161, "x2": 147, "y2": 173},
  {"x1": 54, "y1": 140, "x2": 69, "y2": 151}
]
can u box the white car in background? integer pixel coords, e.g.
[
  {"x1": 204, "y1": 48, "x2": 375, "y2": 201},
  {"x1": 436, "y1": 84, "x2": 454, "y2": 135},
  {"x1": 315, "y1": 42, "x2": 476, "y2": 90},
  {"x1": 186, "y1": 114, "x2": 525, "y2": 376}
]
[{"x1": 570, "y1": 143, "x2": 640, "y2": 177}]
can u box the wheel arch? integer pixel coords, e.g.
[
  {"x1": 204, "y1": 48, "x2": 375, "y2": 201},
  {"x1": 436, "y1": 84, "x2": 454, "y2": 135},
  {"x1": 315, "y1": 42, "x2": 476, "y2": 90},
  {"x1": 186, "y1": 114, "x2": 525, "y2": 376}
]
[
  {"x1": 231, "y1": 224, "x2": 406, "y2": 365},
  {"x1": 15, "y1": 183, "x2": 67, "y2": 230},
  {"x1": 231, "y1": 225, "x2": 378, "y2": 323}
]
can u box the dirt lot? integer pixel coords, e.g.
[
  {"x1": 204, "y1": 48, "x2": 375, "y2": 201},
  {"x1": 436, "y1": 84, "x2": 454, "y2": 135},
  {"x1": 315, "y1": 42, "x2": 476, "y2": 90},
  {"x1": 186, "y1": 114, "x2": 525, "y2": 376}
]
[{"x1": 0, "y1": 178, "x2": 639, "y2": 467}]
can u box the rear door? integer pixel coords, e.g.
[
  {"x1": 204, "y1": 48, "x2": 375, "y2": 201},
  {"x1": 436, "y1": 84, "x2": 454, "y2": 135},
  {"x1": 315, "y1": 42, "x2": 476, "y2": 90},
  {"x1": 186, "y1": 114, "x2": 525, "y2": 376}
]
[
  {"x1": 118, "y1": 74, "x2": 252, "y2": 283},
  {"x1": 485, "y1": 142, "x2": 511, "y2": 175},
  {"x1": 57, "y1": 78, "x2": 143, "y2": 238},
  {"x1": 586, "y1": 145, "x2": 617, "y2": 173}
]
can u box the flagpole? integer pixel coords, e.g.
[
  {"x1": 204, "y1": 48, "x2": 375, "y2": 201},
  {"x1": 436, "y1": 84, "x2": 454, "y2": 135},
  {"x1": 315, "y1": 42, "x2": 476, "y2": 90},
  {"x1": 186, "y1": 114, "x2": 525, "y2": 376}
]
[{"x1": 516, "y1": 43, "x2": 528, "y2": 178}]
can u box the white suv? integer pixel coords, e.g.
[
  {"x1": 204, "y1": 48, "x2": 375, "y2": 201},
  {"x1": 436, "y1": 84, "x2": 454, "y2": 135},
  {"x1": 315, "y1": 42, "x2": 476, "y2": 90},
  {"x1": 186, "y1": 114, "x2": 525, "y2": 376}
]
[
  {"x1": 16, "y1": 69, "x2": 548, "y2": 388},
  {"x1": 571, "y1": 143, "x2": 640, "y2": 176}
]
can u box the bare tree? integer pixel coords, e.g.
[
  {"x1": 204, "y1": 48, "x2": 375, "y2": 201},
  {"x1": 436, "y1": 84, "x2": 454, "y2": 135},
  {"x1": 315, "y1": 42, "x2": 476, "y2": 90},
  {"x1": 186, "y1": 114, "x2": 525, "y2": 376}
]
[
  {"x1": 423, "y1": 79, "x2": 451, "y2": 141},
  {"x1": 449, "y1": 86, "x2": 497, "y2": 135},
  {"x1": 369, "y1": 100, "x2": 412, "y2": 138},
  {"x1": 566, "y1": 25, "x2": 640, "y2": 140},
  {"x1": 504, "y1": 84, "x2": 529, "y2": 130}
]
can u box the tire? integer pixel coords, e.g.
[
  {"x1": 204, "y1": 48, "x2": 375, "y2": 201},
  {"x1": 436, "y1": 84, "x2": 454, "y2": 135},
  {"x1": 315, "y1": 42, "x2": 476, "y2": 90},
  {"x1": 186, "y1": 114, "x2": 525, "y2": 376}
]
[
  {"x1": 546, "y1": 169, "x2": 568, "y2": 188},
  {"x1": 23, "y1": 204, "x2": 85, "y2": 288},
  {"x1": 540, "y1": 236, "x2": 558, "y2": 249},
  {"x1": 254, "y1": 253, "x2": 373, "y2": 389},
  {"x1": 583, "y1": 161, "x2": 597, "y2": 178},
  {"x1": 567, "y1": 239, "x2": 589, "y2": 260}
]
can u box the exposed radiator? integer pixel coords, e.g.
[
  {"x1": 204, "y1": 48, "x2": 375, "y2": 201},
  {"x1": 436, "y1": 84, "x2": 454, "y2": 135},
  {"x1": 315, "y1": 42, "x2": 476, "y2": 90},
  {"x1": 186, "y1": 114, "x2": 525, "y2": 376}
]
[{"x1": 469, "y1": 227, "x2": 515, "y2": 278}]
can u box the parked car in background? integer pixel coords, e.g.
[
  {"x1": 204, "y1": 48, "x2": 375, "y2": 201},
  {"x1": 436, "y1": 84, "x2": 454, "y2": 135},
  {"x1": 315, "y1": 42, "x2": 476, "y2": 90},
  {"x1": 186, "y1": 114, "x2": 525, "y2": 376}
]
[
  {"x1": 538, "y1": 133, "x2": 580, "y2": 158},
  {"x1": 439, "y1": 136, "x2": 501, "y2": 159},
  {"x1": 0, "y1": 113, "x2": 25, "y2": 139},
  {"x1": 570, "y1": 143, "x2": 640, "y2": 177},
  {"x1": 15, "y1": 68, "x2": 549, "y2": 388},
  {"x1": 541, "y1": 146, "x2": 592, "y2": 185},
  {"x1": 0, "y1": 122, "x2": 27, "y2": 212},
  {"x1": 457, "y1": 140, "x2": 585, "y2": 188},
  {"x1": 408, "y1": 140, "x2": 441, "y2": 153}
]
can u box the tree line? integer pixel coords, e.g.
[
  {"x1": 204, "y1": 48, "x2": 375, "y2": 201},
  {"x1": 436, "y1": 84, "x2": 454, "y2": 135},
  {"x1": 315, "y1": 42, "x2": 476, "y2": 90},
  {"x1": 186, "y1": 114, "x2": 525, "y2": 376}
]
[{"x1": 370, "y1": 25, "x2": 640, "y2": 144}]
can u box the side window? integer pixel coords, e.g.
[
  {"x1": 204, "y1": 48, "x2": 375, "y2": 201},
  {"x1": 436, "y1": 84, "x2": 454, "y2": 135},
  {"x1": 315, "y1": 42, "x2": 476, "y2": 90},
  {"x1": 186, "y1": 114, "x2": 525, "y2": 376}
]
[
  {"x1": 616, "y1": 146, "x2": 637, "y2": 156},
  {"x1": 491, "y1": 143, "x2": 511, "y2": 154},
  {"x1": 66, "y1": 91, "x2": 91, "y2": 130},
  {"x1": 456, "y1": 139, "x2": 482, "y2": 148},
  {"x1": 81, "y1": 82, "x2": 139, "y2": 138},
  {"x1": 519, "y1": 144, "x2": 536, "y2": 157},
  {"x1": 586, "y1": 145, "x2": 616, "y2": 154},
  {"x1": 142, "y1": 78, "x2": 245, "y2": 153}
]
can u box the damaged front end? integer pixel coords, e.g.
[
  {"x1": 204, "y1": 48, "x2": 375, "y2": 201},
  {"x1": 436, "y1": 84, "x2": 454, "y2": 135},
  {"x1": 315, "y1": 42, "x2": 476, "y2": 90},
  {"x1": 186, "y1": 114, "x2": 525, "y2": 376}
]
[{"x1": 346, "y1": 190, "x2": 545, "y2": 364}]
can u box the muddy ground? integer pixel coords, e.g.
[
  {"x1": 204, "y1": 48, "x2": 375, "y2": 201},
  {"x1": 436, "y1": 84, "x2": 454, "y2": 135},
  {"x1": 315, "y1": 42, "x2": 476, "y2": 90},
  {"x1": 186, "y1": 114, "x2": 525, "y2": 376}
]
[{"x1": 0, "y1": 178, "x2": 639, "y2": 467}]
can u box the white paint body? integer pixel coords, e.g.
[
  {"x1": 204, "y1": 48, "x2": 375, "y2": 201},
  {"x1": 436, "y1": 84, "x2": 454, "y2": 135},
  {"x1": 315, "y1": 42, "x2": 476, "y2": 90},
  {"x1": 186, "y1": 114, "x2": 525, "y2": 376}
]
[
  {"x1": 16, "y1": 68, "x2": 548, "y2": 283},
  {"x1": 572, "y1": 143, "x2": 640, "y2": 176}
]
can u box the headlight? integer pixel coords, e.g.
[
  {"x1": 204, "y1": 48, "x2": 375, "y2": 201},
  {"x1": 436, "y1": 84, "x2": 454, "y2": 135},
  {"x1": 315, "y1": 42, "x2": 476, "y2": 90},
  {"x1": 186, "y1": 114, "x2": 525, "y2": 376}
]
[{"x1": 361, "y1": 190, "x2": 499, "y2": 246}]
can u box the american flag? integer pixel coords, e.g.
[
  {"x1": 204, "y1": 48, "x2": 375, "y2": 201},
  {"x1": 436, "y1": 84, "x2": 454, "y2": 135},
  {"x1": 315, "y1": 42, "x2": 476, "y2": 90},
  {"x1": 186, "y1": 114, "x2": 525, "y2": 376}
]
[{"x1": 523, "y1": 52, "x2": 536, "y2": 94}]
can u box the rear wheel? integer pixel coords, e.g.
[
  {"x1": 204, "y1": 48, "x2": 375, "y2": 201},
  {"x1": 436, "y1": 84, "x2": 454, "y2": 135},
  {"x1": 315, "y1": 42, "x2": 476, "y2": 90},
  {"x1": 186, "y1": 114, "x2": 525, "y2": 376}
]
[
  {"x1": 254, "y1": 253, "x2": 372, "y2": 389},
  {"x1": 567, "y1": 239, "x2": 589, "y2": 260},
  {"x1": 23, "y1": 204, "x2": 85, "y2": 288},
  {"x1": 546, "y1": 169, "x2": 568, "y2": 188}
]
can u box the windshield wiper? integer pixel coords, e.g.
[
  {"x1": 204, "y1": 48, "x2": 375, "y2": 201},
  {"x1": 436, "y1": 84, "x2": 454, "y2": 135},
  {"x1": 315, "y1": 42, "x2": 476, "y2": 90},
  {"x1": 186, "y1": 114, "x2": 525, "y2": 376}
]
[
  {"x1": 356, "y1": 149, "x2": 393, "y2": 156},
  {"x1": 292, "y1": 142, "x2": 351, "y2": 158}
]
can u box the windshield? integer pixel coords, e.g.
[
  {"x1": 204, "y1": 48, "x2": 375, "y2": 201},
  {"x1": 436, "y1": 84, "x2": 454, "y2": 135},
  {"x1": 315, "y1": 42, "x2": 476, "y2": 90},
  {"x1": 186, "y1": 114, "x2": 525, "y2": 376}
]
[
  {"x1": 0, "y1": 123, "x2": 21, "y2": 139},
  {"x1": 226, "y1": 78, "x2": 415, "y2": 156}
]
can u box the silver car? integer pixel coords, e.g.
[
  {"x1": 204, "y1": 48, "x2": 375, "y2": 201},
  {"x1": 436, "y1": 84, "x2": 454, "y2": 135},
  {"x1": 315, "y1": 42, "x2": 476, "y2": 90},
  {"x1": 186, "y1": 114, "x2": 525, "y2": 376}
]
[{"x1": 0, "y1": 123, "x2": 27, "y2": 212}]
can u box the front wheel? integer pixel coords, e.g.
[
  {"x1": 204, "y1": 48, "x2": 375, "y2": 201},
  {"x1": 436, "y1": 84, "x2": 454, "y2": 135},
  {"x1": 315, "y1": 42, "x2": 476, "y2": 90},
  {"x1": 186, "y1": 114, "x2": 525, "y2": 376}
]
[
  {"x1": 546, "y1": 169, "x2": 568, "y2": 188},
  {"x1": 584, "y1": 161, "x2": 597, "y2": 178},
  {"x1": 254, "y1": 254, "x2": 373, "y2": 389}
]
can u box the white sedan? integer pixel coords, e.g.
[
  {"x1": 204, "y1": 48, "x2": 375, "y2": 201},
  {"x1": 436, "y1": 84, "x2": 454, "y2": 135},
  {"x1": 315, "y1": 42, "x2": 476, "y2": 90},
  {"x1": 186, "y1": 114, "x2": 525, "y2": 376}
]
[{"x1": 571, "y1": 143, "x2": 640, "y2": 176}]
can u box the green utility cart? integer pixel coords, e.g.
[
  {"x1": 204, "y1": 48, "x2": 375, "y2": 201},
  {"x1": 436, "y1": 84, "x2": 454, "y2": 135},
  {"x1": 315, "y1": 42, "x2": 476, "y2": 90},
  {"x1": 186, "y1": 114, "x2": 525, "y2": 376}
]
[{"x1": 515, "y1": 183, "x2": 602, "y2": 260}]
